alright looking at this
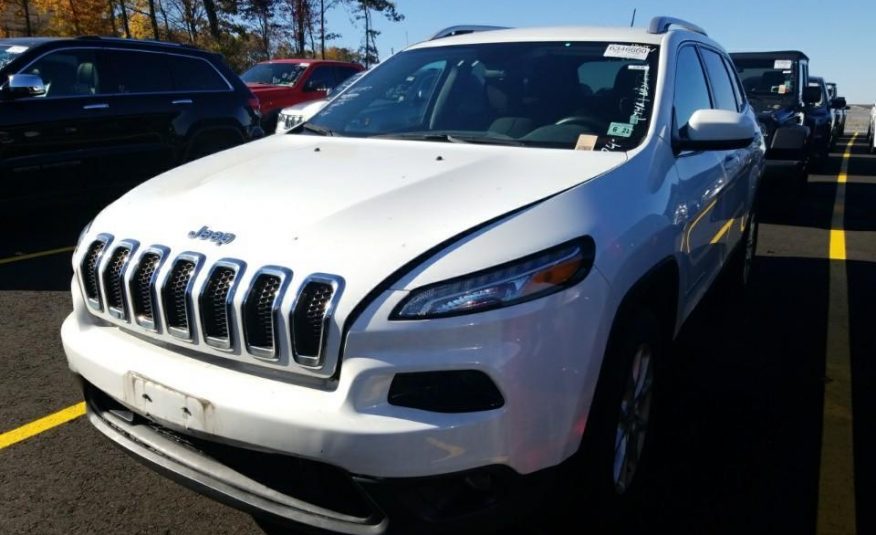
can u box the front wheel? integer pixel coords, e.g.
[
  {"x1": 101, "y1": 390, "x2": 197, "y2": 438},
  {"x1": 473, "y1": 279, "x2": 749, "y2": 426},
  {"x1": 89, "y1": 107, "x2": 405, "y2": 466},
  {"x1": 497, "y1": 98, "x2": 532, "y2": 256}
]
[{"x1": 568, "y1": 307, "x2": 663, "y2": 523}]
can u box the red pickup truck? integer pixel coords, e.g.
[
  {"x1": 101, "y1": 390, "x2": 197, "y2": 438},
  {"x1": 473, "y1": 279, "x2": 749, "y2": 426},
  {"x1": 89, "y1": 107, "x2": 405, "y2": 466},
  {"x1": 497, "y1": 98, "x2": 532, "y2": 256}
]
[{"x1": 241, "y1": 59, "x2": 363, "y2": 129}]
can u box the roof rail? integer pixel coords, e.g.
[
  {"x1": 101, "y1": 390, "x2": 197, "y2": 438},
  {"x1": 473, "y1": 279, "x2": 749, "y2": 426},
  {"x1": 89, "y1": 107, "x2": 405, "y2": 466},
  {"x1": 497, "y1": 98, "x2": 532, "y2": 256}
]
[
  {"x1": 429, "y1": 25, "x2": 509, "y2": 40},
  {"x1": 647, "y1": 16, "x2": 707, "y2": 36},
  {"x1": 74, "y1": 35, "x2": 192, "y2": 47}
]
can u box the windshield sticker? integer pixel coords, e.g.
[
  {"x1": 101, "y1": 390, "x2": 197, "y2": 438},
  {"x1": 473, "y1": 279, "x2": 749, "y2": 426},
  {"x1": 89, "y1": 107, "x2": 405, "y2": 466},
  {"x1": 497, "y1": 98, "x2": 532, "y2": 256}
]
[
  {"x1": 575, "y1": 134, "x2": 598, "y2": 151},
  {"x1": 627, "y1": 64, "x2": 649, "y2": 71},
  {"x1": 629, "y1": 66, "x2": 651, "y2": 126},
  {"x1": 607, "y1": 122, "x2": 634, "y2": 138},
  {"x1": 604, "y1": 44, "x2": 653, "y2": 61},
  {"x1": 774, "y1": 60, "x2": 793, "y2": 69},
  {"x1": 6, "y1": 45, "x2": 28, "y2": 54},
  {"x1": 600, "y1": 140, "x2": 623, "y2": 152}
]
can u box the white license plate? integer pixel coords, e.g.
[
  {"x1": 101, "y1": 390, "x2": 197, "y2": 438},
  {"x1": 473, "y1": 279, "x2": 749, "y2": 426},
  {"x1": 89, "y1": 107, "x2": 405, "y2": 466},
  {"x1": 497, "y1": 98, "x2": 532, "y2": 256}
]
[{"x1": 123, "y1": 373, "x2": 213, "y2": 432}]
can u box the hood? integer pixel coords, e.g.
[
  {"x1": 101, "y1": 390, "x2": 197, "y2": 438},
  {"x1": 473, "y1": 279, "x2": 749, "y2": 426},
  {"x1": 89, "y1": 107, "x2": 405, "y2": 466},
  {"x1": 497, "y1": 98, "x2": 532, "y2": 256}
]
[{"x1": 93, "y1": 135, "x2": 626, "y2": 319}]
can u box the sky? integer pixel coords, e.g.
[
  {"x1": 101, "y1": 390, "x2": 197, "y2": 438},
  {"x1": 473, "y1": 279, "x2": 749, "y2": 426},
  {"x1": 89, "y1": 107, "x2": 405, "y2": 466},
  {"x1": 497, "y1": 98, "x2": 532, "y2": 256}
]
[{"x1": 326, "y1": 0, "x2": 876, "y2": 104}]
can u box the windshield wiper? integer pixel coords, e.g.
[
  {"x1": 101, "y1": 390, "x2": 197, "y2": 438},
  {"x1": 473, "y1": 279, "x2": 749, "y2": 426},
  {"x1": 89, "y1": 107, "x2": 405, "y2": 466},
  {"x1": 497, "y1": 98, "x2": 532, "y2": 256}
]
[
  {"x1": 371, "y1": 132, "x2": 525, "y2": 146},
  {"x1": 300, "y1": 123, "x2": 337, "y2": 136}
]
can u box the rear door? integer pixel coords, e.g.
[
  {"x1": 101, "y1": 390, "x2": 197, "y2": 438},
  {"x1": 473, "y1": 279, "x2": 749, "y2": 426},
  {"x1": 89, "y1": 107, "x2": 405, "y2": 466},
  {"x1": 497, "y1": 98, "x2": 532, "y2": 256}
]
[{"x1": 97, "y1": 48, "x2": 178, "y2": 191}]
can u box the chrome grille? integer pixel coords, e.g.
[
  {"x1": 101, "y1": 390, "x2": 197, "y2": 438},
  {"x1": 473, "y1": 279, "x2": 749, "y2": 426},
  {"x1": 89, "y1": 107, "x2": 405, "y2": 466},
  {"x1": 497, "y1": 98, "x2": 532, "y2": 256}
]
[
  {"x1": 243, "y1": 269, "x2": 289, "y2": 359},
  {"x1": 81, "y1": 238, "x2": 109, "y2": 309},
  {"x1": 200, "y1": 262, "x2": 243, "y2": 349},
  {"x1": 163, "y1": 256, "x2": 199, "y2": 339},
  {"x1": 292, "y1": 278, "x2": 337, "y2": 367},
  {"x1": 78, "y1": 238, "x2": 344, "y2": 376},
  {"x1": 130, "y1": 251, "x2": 163, "y2": 330}
]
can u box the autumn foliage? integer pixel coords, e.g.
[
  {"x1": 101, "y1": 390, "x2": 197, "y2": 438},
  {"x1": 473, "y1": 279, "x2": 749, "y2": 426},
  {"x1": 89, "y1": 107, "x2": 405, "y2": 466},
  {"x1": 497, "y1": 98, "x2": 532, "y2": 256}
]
[{"x1": 0, "y1": 0, "x2": 403, "y2": 71}]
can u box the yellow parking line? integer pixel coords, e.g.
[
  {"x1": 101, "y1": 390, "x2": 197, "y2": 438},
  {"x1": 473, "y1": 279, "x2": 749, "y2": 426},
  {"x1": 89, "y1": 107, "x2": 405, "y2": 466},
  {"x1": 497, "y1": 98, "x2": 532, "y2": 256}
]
[
  {"x1": 816, "y1": 133, "x2": 858, "y2": 535},
  {"x1": 0, "y1": 246, "x2": 75, "y2": 266},
  {"x1": 0, "y1": 402, "x2": 86, "y2": 450}
]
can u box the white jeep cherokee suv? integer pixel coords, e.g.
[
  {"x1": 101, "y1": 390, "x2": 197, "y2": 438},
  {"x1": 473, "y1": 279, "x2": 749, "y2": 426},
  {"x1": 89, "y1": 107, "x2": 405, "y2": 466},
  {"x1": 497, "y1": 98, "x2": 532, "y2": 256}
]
[{"x1": 62, "y1": 17, "x2": 764, "y2": 534}]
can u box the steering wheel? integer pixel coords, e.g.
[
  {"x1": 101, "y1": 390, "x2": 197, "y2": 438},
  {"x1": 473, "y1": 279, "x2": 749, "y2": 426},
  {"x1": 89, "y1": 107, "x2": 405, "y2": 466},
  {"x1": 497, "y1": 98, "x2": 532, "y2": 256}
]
[{"x1": 553, "y1": 116, "x2": 607, "y2": 133}]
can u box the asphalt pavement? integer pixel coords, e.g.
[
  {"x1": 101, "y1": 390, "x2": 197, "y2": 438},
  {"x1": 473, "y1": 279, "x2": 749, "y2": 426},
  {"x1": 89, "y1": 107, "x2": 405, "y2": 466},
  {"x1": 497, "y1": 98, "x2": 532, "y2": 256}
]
[{"x1": 0, "y1": 109, "x2": 873, "y2": 535}]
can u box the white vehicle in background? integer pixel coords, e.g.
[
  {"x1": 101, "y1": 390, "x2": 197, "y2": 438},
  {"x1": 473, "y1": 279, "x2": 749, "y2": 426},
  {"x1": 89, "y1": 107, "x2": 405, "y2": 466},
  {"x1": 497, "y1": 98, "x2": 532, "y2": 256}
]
[
  {"x1": 276, "y1": 71, "x2": 365, "y2": 134},
  {"x1": 64, "y1": 17, "x2": 764, "y2": 533},
  {"x1": 869, "y1": 102, "x2": 876, "y2": 153}
]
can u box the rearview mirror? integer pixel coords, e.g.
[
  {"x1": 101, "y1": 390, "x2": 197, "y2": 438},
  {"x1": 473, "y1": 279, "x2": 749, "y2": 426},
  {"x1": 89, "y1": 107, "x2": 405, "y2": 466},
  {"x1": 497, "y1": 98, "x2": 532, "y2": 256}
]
[
  {"x1": 4, "y1": 74, "x2": 46, "y2": 98},
  {"x1": 802, "y1": 86, "x2": 821, "y2": 104},
  {"x1": 674, "y1": 109, "x2": 756, "y2": 152}
]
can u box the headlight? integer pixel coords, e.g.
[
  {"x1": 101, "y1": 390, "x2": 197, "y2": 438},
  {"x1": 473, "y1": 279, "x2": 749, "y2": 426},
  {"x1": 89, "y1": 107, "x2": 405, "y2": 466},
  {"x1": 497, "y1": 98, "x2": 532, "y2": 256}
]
[
  {"x1": 275, "y1": 113, "x2": 304, "y2": 134},
  {"x1": 391, "y1": 238, "x2": 595, "y2": 320}
]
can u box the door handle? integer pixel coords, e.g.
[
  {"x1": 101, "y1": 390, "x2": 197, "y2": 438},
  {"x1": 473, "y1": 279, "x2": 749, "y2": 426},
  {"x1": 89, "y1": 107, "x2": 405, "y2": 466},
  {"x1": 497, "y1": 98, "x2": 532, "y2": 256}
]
[
  {"x1": 172, "y1": 99, "x2": 193, "y2": 105},
  {"x1": 83, "y1": 103, "x2": 109, "y2": 110}
]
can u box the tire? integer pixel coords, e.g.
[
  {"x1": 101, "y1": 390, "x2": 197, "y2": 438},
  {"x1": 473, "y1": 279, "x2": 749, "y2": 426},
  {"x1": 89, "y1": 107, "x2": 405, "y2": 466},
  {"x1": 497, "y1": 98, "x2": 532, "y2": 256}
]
[
  {"x1": 726, "y1": 208, "x2": 758, "y2": 293},
  {"x1": 568, "y1": 306, "x2": 663, "y2": 525}
]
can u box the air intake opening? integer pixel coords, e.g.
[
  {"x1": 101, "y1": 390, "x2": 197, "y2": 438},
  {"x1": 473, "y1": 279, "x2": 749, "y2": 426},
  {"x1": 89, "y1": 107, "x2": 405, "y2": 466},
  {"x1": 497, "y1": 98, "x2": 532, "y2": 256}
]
[
  {"x1": 103, "y1": 245, "x2": 132, "y2": 320},
  {"x1": 292, "y1": 280, "x2": 336, "y2": 367},
  {"x1": 243, "y1": 273, "x2": 283, "y2": 358},
  {"x1": 200, "y1": 263, "x2": 240, "y2": 349},
  {"x1": 163, "y1": 257, "x2": 198, "y2": 339},
  {"x1": 131, "y1": 251, "x2": 162, "y2": 329},
  {"x1": 81, "y1": 239, "x2": 108, "y2": 309}
]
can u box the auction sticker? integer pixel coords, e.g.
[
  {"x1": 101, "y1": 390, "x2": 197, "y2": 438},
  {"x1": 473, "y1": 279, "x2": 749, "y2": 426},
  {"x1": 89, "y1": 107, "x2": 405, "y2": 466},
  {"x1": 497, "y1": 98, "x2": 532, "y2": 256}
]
[
  {"x1": 773, "y1": 59, "x2": 793, "y2": 69},
  {"x1": 604, "y1": 44, "x2": 652, "y2": 61},
  {"x1": 6, "y1": 45, "x2": 28, "y2": 54},
  {"x1": 607, "y1": 122, "x2": 634, "y2": 137}
]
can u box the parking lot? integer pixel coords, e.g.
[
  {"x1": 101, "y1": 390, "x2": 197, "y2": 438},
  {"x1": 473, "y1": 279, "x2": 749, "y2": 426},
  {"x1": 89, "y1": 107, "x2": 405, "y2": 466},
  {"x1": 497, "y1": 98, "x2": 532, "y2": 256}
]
[{"x1": 0, "y1": 107, "x2": 873, "y2": 534}]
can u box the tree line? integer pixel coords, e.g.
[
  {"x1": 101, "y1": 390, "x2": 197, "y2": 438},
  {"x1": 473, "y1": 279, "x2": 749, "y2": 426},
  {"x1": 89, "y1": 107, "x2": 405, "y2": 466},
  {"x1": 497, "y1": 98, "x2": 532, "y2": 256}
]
[{"x1": 0, "y1": 0, "x2": 404, "y2": 70}]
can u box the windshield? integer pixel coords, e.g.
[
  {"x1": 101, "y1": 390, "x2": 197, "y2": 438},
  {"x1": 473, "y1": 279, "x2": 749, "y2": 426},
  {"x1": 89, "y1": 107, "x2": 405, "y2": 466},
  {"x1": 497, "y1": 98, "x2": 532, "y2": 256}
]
[
  {"x1": 241, "y1": 63, "x2": 306, "y2": 86},
  {"x1": 733, "y1": 57, "x2": 798, "y2": 110},
  {"x1": 0, "y1": 44, "x2": 28, "y2": 70},
  {"x1": 304, "y1": 41, "x2": 659, "y2": 151}
]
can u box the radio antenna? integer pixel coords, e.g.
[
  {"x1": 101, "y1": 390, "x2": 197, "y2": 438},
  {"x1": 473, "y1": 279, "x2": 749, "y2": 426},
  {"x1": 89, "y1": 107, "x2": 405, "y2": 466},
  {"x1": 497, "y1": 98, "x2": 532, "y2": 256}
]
[{"x1": 630, "y1": 8, "x2": 637, "y2": 27}]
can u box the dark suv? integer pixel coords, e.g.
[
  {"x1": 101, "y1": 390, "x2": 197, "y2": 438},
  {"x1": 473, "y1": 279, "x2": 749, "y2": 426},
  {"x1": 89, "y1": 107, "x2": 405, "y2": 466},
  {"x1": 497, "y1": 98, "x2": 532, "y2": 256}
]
[
  {"x1": 0, "y1": 37, "x2": 263, "y2": 209},
  {"x1": 730, "y1": 50, "x2": 832, "y2": 188}
]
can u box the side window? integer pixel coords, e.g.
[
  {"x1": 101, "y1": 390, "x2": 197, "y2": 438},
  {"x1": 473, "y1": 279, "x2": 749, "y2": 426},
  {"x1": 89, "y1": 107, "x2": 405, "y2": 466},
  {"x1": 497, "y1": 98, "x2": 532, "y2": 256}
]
[
  {"x1": 700, "y1": 48, "x2": 738, "y2": 112},
  {"x1": 22, "y1": 49, "x2": 100, "y2": 97},
  {"x1": 334, "y1": 66, "x2": 360, "y2": 85},
  {"x1": 674, "y1": 46, "x2": 712, "y2": 134},
  {"x1": 102, "y1": 50, "x2": 172, "y2": 94},
  {"x1": 722, "y1": 55, "x2": 746, "y2": 110},
  {"x1": 305, "y1": 66, "x2": 336, "y2": 91},
  {"x1": 167, "y1": 55, "x2": 229, "y2": 91}
]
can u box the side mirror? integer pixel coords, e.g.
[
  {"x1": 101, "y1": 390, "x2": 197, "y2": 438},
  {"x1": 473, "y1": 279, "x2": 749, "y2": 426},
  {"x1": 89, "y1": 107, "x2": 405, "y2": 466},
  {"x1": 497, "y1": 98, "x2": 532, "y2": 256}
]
[
  {"x1": 674, "y1": 109, "x2": 756, "y2": 152},
  {"x1": 4, "y1": 74, "x2": 46, "y2": 98},
  {"x1": 830, "y1": 97, "x2": 847, "y2": 109},
  {"x1": 802, "y1": 86, "x2": 821, "y2": 104}
]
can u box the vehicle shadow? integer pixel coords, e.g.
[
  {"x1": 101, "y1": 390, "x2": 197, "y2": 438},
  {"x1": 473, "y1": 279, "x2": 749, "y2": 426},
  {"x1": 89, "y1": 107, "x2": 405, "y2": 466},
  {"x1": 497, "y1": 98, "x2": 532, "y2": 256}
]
[{"x1": 617, "y1": 253, "x2": 830, "y2": 534}]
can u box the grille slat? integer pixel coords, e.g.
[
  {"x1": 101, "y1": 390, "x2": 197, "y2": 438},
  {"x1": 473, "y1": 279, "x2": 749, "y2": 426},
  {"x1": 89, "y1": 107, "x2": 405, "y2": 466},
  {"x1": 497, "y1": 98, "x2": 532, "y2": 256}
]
[
  {"x1": 292, "y1": 280, "x2": 336, "y2": 366},
  {"x1": 131, "y1": 252, "x2": 162, "y2": 328},
  {"x1": 244, "y1": 273, "x2": 284, "y2": 358},
  {"x1": 163, "y1": 258, "x2": 198, "y2": 338},
  {"x1": 103, "y1": 246, "x2": 132, "y2": 319},
  {"x1": 81, "y1": 239, "x2": 108, "y2": 307},
  {"x1": 200, "y1": 264, "x2": 239, "y2": 348}
]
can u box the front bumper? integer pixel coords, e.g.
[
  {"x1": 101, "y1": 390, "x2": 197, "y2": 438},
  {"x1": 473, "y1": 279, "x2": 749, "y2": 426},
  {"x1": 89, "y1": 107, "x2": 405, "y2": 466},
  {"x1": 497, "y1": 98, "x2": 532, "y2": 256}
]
[{"x1": 62, "y1": 267, "x2": 611, "y2": 479}]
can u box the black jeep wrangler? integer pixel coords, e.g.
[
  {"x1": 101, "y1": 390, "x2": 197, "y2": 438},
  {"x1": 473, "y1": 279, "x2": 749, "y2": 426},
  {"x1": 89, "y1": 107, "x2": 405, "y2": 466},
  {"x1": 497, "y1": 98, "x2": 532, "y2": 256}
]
[{"x1": 730, "y1": 51, "x2": 832, "y2": 188}]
